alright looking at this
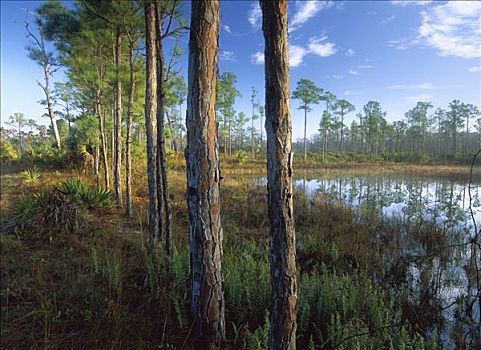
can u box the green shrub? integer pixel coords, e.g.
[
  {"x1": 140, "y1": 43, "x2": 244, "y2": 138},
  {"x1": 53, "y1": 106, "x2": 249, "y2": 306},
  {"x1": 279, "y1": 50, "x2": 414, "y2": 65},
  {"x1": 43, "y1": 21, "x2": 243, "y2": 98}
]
[
  {"x1": 58, "y1": 178, "x2": 115, "y2": 209},
  {"x1": 21, "y1": 166, "x2": 42, "y2": 185}
]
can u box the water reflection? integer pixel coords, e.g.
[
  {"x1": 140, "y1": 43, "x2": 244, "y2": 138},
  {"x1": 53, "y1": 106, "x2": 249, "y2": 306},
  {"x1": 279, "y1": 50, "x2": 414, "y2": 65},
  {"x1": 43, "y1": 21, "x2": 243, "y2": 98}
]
[
  {"x1": 295, "y1": 175, "x2": 481, "y2": 230},
  {"x1": 293, "y1": 174, "x2": 480, "y2": 346}
]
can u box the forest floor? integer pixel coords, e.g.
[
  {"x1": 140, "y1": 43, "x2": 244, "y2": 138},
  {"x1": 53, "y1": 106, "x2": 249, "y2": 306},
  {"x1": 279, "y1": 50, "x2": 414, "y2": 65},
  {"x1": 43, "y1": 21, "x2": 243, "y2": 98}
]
[{"x1": 1, "y1": 160, "x2": 479, "y2": 349}]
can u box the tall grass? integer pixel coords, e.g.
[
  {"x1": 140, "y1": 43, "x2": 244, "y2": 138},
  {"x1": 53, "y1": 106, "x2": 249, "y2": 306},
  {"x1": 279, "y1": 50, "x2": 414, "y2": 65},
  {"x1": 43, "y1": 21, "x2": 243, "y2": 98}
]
[{"x1": 1, "y1": 166, "x2": 477, "y2": 349}]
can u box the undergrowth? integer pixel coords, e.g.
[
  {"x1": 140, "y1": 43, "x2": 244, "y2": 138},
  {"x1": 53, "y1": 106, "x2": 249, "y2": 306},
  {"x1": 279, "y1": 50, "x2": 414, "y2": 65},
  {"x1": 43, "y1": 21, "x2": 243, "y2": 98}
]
[{"x1": 1, "y1": 167, "x2": 478, "y2": 349}]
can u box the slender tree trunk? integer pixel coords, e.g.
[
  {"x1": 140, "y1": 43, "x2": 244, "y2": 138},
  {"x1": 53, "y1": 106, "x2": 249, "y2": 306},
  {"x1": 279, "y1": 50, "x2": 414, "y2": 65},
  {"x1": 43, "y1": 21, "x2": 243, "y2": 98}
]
[
  {"x1": 155, "y1": 1, "x2": 173, "y2": 255},
  {"x1": 94, "y1": 143, "x2": 100, "y2": 188},
  {"x1": 186, "y1": 0, "x2": 225, "y2": 347},
  {"x1": 144, "y1": 2, "x2": 160, "y2": 243},
  {"x1": 166, "y1": 111, "x2": 178, "y2": 152},
  {"x1": 114, "y1": 26, "x2": 123, "y2": 207},
  {"x1": 261, "y1": 1, "x2": 297, "y2": 348},
  {"x1": 44, "y1": 67, "x2": 61, "y2": 150},
  {"x1": 125, "y1": 41, "x2": 135, "y2": 218},
  {"x1": 95, "y1": 93, "x2": 110, "y2": 190},
  {"x1": 303, "y1": 108, "x2": 307, "y2": 161},
  {"x1": 252, "y1": 105, "x2": 256, "y2": 160},
  {"x1": 340, "y1": 113, "x2": 344, "y2": 152}
]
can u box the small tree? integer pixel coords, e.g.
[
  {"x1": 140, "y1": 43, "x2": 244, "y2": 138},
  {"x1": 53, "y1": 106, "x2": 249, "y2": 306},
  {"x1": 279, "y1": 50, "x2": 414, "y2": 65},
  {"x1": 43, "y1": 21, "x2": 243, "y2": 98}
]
[
  {"x1": 333, "y1": 99, "x2": 355, "y2": 152},
  {"x1": 25, "y1": 9, "x2": 61, "y2": 149},
  {"x1": 292, "y1": 79, "x2": 323, "y2": 161}
]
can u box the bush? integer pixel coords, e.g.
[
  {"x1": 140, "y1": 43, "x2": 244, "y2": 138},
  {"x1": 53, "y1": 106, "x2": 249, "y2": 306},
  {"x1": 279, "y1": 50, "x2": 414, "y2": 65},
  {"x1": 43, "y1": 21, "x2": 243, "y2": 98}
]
[{"x1": 21, "y1": 166, "x2": 42, "y2": 185}]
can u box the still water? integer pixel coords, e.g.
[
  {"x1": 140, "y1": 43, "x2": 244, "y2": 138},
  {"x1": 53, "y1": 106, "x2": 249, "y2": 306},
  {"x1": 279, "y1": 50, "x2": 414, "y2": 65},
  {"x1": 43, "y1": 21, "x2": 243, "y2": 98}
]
[
  {"x1": 294, "y1": 174, "x2": 481, "y2": 230},
  {"x1": 290, "y1": 173, "x2": 481, "y2": 347}
]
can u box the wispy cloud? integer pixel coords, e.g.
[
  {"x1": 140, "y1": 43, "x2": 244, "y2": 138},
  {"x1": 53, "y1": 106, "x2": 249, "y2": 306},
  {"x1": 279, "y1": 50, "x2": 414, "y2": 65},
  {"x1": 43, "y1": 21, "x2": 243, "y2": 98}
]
[
  {"x1": 418, "y1": 1, "x2": 481, "y2": 58},
  {"x1": 289, "y1": 45, "x2": 309, "y2": 67},
  {"x1": 405, "y1": 94, "x2": 433, "y2": 103},
  {"x1": 391, "y1": 1, "x2": 432, "y2": 7},
  {"x1": 358, "y1": 64, "x2": 374, "y2": 69},
  {"x1": 219, "y1": 50, "x2": 236, "y2": 61},
  {"x1": 345, "y1": 48, "x2": 355, "y2": 57},
  {"x1": 380, "y1": 15, "x2": 396, "y2": 24},
  {"x1": 251, "y1": 34, "x2": 337, "y2": 67},
  {"x1": 308, "y1": 36, "x2": 337, "y2": 57},
  {"x1": 289, "y1": 1, "x2": 333, "y2": 32},
  {"x1": 250, "y1": 51, "x2": 264, "y2": 64},
  {"x1": 222, "y1": 25, "x2": 231, "y2": 34},
  {"x1": 333, "y1": 74, "x2": 345, "y2": 79},
  {"x1": 388, "y1": 82, "x2": 440, "y2": 90},
  {"x1": 468, "y1": 66, "x2": 481, "y2": 73},
  {"x1": 348, "y1": 70, "x2": 359, "y2": 76},
  {"x1": 248, "y1": 2, "x2": 262, "y2": 30},
  {"x1": 387, "y1": 37, "x2": 420, "y2": 50}
]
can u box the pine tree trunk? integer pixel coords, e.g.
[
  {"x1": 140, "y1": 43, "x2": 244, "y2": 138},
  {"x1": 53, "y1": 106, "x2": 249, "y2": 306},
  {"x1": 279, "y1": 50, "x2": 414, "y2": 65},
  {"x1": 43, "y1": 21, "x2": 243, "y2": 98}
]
[
  {"x1": 94, "y1": 143, "x2": 100, "y2": 188},
  {"x1": 261, "y1": 1, "x2": 297, "y2": 348},
  {"x1": 303, "y1": 108, "x2": 307, "y2": 161},
  {"x1": 114, "y1": 26, "x2": 123, "y2": 207},
  {"x1": 125, "y1": 41, "x2": 135, "y2": 218},
  {"x1": 155, "y1": 1, "x2": 173, "y2": 254},
  {"x1": 95, "y1": 93, "x2": 110, "y2": 190},
  {"x1": 144, "y1": 2, "x2": 160, "y2": 243},
  {"x1": 44, "y1": 66, "x2": 61, "y2": 150},
  {"x1": 186, "y1": 0, "x2": 225, "y2": 347}
]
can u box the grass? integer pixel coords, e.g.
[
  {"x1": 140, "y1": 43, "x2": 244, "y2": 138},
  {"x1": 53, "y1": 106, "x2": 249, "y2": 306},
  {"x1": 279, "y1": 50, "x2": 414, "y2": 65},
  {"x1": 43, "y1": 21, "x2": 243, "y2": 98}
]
[{"x1": 1, "y1": 161, "x2": 479, "y2": 349}]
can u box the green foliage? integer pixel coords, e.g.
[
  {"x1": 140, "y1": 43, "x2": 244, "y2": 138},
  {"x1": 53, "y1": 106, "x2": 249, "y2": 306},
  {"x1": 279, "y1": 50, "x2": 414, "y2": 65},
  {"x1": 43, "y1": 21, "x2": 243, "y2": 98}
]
[
  {"x1": 21, "y1": 166, "x2": 42, "y2": 185},
  {"x1": 57, "y1": 178, "x2": 114, "y2": 209},
  {"x1": 234, "y1": 150, "x2": 250, "y2": 164}
]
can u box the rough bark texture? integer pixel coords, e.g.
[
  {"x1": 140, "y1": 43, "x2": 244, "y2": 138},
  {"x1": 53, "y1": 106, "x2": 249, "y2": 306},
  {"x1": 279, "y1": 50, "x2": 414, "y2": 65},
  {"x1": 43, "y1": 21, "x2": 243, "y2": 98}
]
[
  {"x1": 261, "y1": 1, "x2": 298, "y2": 349},
  {"x1": 186, "y1": 0, "x2": 225, "y2": 347},
  {"x1": 144, "y1": 1, "x2": 160, "y2": 243},
  {"x1": 125, "y1": 42, "x2": 135, "y2": 218},
  {"x1": 114, "y1": 26, "x2": 123, "y2": 207},
  {"x1": 155, "y1": 2, "x2": 173, "y2": 254}
]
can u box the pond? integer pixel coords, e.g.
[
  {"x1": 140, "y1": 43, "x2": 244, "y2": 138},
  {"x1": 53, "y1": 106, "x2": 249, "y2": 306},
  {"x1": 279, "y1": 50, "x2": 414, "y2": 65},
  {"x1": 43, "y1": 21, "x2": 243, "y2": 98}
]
[
  {"x1": 294, "y1": 174, "x2": 481, "y2": 231},
  {"x1": 293, "y1": 173, "x2": 481, "y2": 347},
  {"x1": 257, "y1": 172, "x2": 481, "y2": 347}
]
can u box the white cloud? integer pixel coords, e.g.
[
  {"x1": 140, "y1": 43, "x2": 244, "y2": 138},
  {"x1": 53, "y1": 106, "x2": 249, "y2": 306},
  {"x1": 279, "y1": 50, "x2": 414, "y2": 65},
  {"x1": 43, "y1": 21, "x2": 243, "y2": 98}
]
[
  {"x1": 468, "y1": 66, "x2": 481, "y2": 73},
  {"x1": 358, "y1": 64, "x2": 374, "y2": 69},
  {"x1": 348, "y1": 70, "x2": 359, "y2": 76},
  {"x1": 223, "y1": 25, "x2": 231, "y2": 34},
  {"x1": 289, "y1": 1, "x2": 333, "y2": 32},
  {"x1": 388, "y1": 82, "x2": 441, "y2": 90},
  {"x1": 248, "y1": 2, "x2": 262, "y2": 30},
  {"x1": 418, "y1": 1, "x2": 481, "y2": 58},
  {"x1": 392, "y1": 1, "x2": 432, "y2": 7},
  {"x1": 219, "y1": 50, "x2": 236, "y2": 61},
  {"x1": 345, "y1": 48, "x2": 355, "y2": 57},
  {"x1": 333, "y1": 74, "x2": 344, "y2": 79},
  {"x1": 250, "y1": 51, "x2": 264, "y2": 64},
  {"x1": 344, "y1": 90, "x2": 352, "y2": 95},
  {"x1": 308, "y1": 36, "x2": 337, "y2": 57},
  {"x1": 387, "y1": 38, "x2": 416, "y2": 50},
  {"x1": 289, "y1": 45, "x2": 309, "y2": 67},
  {"x1": 380, "y1": 15, "x2": 396, "y2": 24},
  {"x1": 251, "y1": 34, "x2": 338, "y2": 67},
  {"x1": 405, "y1": 94, "x2": 433, "y2": 103}
]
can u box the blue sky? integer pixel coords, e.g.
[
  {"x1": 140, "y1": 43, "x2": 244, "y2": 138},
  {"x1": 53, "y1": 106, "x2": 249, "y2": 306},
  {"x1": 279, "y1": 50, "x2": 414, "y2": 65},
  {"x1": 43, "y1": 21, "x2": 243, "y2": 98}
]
[{"x1": 1, "y1": 0, "x2": 480, "y2": 142}]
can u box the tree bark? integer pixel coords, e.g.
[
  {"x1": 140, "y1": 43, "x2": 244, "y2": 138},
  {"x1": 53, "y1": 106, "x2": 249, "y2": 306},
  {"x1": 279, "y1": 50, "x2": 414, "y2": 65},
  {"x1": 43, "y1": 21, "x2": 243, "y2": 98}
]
[
  {"x1": 144, "y1": 1, "x2": 160, "y2": 243},
  {"x1": 186, "y1": 0, "x2": 225, "y2": 347},
  {"x1": 125, "y1": 40, "x2": 135, "y2": 218},
  {"x1": 155, "y1": 1, "x2": 173, "y2": 255},
  {"x1": 95, "y1": 92, "x2": 110, "y2": 190},
  {"x1": 261, "y1": 1, "x2": 297, "y2": 349},
  {"x1": 303, "y1": 108, "x2": 307, "y2": 161},
  {"x1": 114, "y1": 25, "x2": 123, "y2": 207},
  {"x1": 44, "y1": 67, "x2": 61, "y2": 150}
]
